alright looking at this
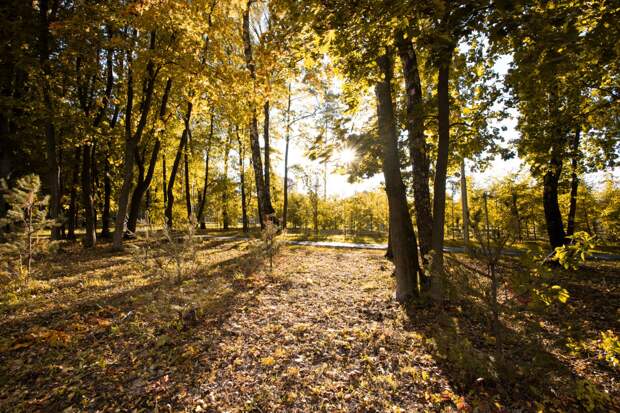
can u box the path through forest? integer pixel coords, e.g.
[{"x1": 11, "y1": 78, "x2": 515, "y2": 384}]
[{"x1": 0, "y1": 241, "x2": 464, "y2": 412}]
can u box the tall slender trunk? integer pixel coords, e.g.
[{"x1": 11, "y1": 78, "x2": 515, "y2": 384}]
[
  {"x1": 243, "y1": 3, "x2": 275, "y2": 228},
  {"x1": 165, "y1": 102, "x2": 192, "y2": 229},
  {"x1": 566, "y1": 128, "x2": 580, "y2": 237},
  {"x1": 460, "y1": 159, "x2": 470, "y2": 249},
  {"x1": 396, "y1": 31, "x2": 433, "y2": 262},
  {"x1": 127, "y1": 77, "x2": 171, "y2": 234},
  {"x1": 113, "y1": 30, "x2": 158, "y2": 249},
  {"x1": 197, "y1": 113, "x2": 214, "y2": 229},
  {"x1": 222, "y1": 135, "x2": 231, "y2": 230},
  {"x1": 375, "y1": 52, "x2": 420, "y2": 302},
  {"x1": 67, "y1": 148, "x2": 80, "y2": 240},
  {"x1": 101, "y1": 154, "x2": 112, "y2": 238},
  {"x1": 511, "y1": 191, "x2": 522, "y2": 241},
  {"x1": 162, "y1": 155, "x2": 167, "y2": 207},
  {"x1": 81, "y1": 143, "x2": 96, "y2": 247},
  {"x1": 282, "y1": 85, "x2": 291, "y2": 229},
  {"x1": 38, "y1": 0, "x2": 61, "y2": 240},
  {"x1": 184, "y1": 145, "x2": 193, "y2": 220},
  {"x1": 237, "y1": 130, "x2": 248, "y2": 233},
  {"x1": 543, "y1": 155, "x2": 566, "y2": 248},
  {"x1": 100, "y1": 107, "x2": 118, "y2": 239},
  {"x1": 430, "y1": 48, "x2": 453, "y2": 299},
  {"x1": 127, "y1": 140, "x2": 161, "y2": 234},
  {"x1": 263, "y1": 100, "x2": 271, "y2": 203}
]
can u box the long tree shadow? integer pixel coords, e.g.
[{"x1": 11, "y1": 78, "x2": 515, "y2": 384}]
[
  {"x1": 0, "y1": 241, "x2": 274, "y2": 412},
  {"x1": 402, "y1": 254, "x2": 617, "y2": 411}
]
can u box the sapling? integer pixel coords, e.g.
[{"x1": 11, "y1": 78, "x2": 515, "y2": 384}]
[{"x1": 0, "y1": 175, "x2": 55, "y2": 279}]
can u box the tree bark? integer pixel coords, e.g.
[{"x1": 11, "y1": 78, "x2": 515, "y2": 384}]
[
  {"x1": 197, "y1": 113, "x2": 213, "y2": 229},
  {"x1": 237, "y1": 129, "x2": 249, "y2": 233},
  {"x1": 543, "y1": 153, "x2": 567, "y2": 248},
  {"x1": 460, "y1": 159, "x2": 470, "y2": 249},
  {"x1": 282, "y1": 85, "x2": 291, "y2": 229},
  {"x1": 126, "y1": 77, "x2": 172, "y2": 234},
  {"x1": 38, "y1": 0, "x2": 61, "y2": 240},
  {"x1": 113, "y1": 30, "x2": 158, "y2": 249},
  {"x1": 566, "y1": 128, "x2": 580, "y2": 237},
  {"x1": 127, "y1": 141, "x2": 161, "y2": 234},
  {"x1": 396, "y1": 31, "x2": 433, "y2": 263},
  {"x1": 81, "y1": 143, "x2": 96, "y2": 247},
  {"x1": 67, "y1": 148, "x2": 80, "y2": 240},
  {"x1": 184, "y1": 145, "x2": 193, "y2": 221},
  {"x1": 165, "y1": 102, "x2": 192, "y2": 229},
  {"x1": 222, "y1": 135, "x2": 231, "y2": 229},
  {"x1": 375, "y1": 52, "x2": 420, "y2": 302},
  {"x1": 430, "y1": 48, "x2": 453, "y2": 299},
  {"x1": 263, "y1": 100, "x2": 271, "y2": 204},
  {"x1": 243, "y1": 2, "x2": 275, "y2": 228}
]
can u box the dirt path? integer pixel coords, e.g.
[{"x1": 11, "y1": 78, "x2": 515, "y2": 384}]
[
  {"x1": 185, "y1": 246, "x2": 459, "y2": 412},
  {"x1": 0, "y1": 242, "x2": 462, "y2": 412}
]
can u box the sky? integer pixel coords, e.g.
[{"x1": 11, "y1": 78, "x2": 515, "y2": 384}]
[{"x1": 269, "y1": 53, "x2": 618, "y2": 199}]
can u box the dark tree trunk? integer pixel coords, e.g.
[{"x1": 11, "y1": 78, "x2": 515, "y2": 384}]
[
  {"x1": 113, "y1": 30, "x2": 158, "y2": 249},
  {"x1": 282, "y1": 86, "x2": 291, "y2": 229},
  {"x1": 237, "y1": 130, "x2": 249, "y2": 233},
  {"x1": 126, "y1": 77, "x2": 171, "y2": 234},
  {"x1": 385, "y1": 222, "x2": 393, "y2": 261},
  {"x1": 430, "y1": 49, "x2": 453, "y2": 298},
  {"x1": 396, "y1": 31, "x2": 433, "y2": 263},
  {"x1": 162, "y1": 155, "x2": 167, "y2": 207},
  {"x1": 243, "y1": 3, "x2": 275, "y2": 228},
  {"x1": 543, "y1": 154, "x2": 566, "y2": 249},
  {"x1": 67, "y1": 148, "x2": 80, "y2": 240},
  {"x1": 100, "y1": 107, "x2": 118, "y2": 239},
  {"x1": 184, "y1": 148, "x2": 192, "y2": 221},
  {"x1": 263, "y1": 100, "x2": 271, "y2": 204},
  {"x1": 101, "y1": 155, "x2": 112, "y2": 238},
  {"x1": 375, "y1": 52, "x2": 420, "y2": 302},
  {"x1": 81, "y1": 143, "x2": 96, "y2": 247},
  {"x1": 460, "y1": 159, "x2": 470, "y2": 249},
  {"x1": 165, "y1": 102, "x2": 192, "y2": 229},
  {"x1": 197, "y1": 113, "x2": 213, "y2": 229},
  {"x1": 566, "y1": 128, "x2": 580, "y2": 237},
  {"x1": 38, "y1": 0, "x2": 61, "y2": 240},
  {"x1": 127, "y1": 140, "x2": 161, "y2": 234},
  {"x1": 222, "y1": 135, "x2": 231, "y2": 230}
]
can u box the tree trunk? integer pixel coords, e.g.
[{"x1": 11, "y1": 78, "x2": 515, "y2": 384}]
[
  {"x1": 165, "y1": 102, "x2": 192, "y2": 229},
  {"x1": 127, "y1": 140, "x2": 161, "y2": 234},
  {"x1": 543, "y1": 157, "x2": 566, "y2": 249},
  {"x1": 81, "y1": 143, "x2": 96, "y2": 247},
  {"x1": 430, "y1": 49, "x2": 453, "y2": 299},
  {"x1": 460, "y1": 159, "x2": 470, "y2": 249},
  {"x1": 113, "y1": 30, "x2": 157, "y2": 250},
  {"x1": 222, "y1": 135, "x2": 231, "y2": 230},
  {"x1": 243, "y1": 3, "x2": 275, "y2": 228},
  {"x1": 184, "y1": 147, "x2": 193, "y2": 221},
  {"x1": 263, "y1": 100, "x2": 271, "y2": 204},
  {"x1": 197, "y1": 113, "x2": 213, "y2": 229},
  {"x1": 237, "y1": 130, "x2": 249, "y2": 233},
  {"x1": 375, "y1": 52, "x2": 420, "y2": 302},
  {"x1": 127, "y1": 77, "x2": 171, "y2": 234},
  {"x1": 566, "y1": 128, "x2": 580, "y2": 237},
  {"x1": 396, "y1": 31, "x2": 433, "y2": 263},
  {"x1": 67, "y1": 148, "x2": 80, "y2": 240},
  {"x1": 101, "y1": 105, "x2": 119, "y2": 239},
  {"x1": 282, "y1": 86, "x2": 291, "y2": 229},
  {"x1": 162, "y1": 155, "x2": 167, "y2": 207},
  {"x1": 38, "y1": 0, "x2": 61, "y2": 240}
]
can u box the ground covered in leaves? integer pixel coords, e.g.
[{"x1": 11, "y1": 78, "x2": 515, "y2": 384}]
[{"x1": 1, "y1": 239, "x2": 618, "y2": 412}]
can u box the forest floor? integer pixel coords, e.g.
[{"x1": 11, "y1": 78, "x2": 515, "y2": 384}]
[{"x1": 0, "y1": 238, "x2": 619, "y2": 412}]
